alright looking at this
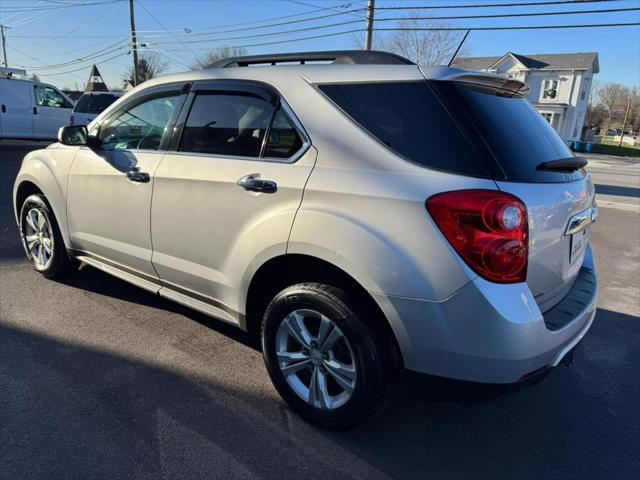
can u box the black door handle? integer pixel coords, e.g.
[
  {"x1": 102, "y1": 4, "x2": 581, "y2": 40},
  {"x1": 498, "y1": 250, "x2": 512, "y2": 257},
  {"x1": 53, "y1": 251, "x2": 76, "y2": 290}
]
[
  {"x1": 33, "y1": 107, "x2": 38, "y2": 115},
  {"x1": 1, "y1": 104, "x2": 5, "y2": 113},
  {"x1": 126, "y1": 170, "x2": 150, "y2": 183},
  {"x1": 237, "y1": 174, "x2": 277, "y2": 193}
]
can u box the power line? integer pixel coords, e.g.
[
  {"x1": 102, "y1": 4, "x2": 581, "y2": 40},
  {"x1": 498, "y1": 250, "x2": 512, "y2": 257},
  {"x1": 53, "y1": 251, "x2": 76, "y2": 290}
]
[
  {"x1": 14, "y1": 41, "x2": 128, "y2": 70},
  {"x1": 375, "y1": 0, "x2": 621, "y2": 10},
  {"x1": 145, "y1": 21, "x2": 640, "y2": 53},
  {"x1": 25, "y1": 51, "x2": 127, "y2": 76},
  {"x1": 142, "y1": 5, "x2": 640, "y2": 46},
  {"x1": 136, "y1": 0, "x2": 199, "y2": 59},
  {"x1": 0, "y1": 0, "x2": 124, "y2": 13},
  {"x1": 6, "y1": 44, "x2": 87, "y2": 80}
]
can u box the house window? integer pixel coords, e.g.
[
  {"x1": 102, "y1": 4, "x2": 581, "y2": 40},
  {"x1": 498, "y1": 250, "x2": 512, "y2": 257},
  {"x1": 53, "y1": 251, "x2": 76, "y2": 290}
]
[
  {"x1": 540, "y1": 112, "x2": 553, "y2": 124},
  {"x1": 581, "y1": 78, "x2": 590, "y2": 101},
  {"x1": 542, "y1": 79, "x2": 559, "y2": 100}
]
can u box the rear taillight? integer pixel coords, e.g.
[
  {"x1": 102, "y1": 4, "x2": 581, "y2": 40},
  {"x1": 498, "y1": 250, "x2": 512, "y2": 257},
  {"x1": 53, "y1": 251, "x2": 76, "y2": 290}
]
[
  {"x1": 426, "y1": 189, "x2": 528, "y2": 283},
  {"x1": 69, "y1": 115, "x2": 74, "y2": 125}
]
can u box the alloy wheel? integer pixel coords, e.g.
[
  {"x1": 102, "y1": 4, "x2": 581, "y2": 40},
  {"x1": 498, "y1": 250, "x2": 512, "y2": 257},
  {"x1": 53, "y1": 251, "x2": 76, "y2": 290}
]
[
  {"x1": 24, "y1": 208, "x2": 54, "y2": 270},
  {"x1": 275, "y1": 309, "x2": 357, "y2": 410}
]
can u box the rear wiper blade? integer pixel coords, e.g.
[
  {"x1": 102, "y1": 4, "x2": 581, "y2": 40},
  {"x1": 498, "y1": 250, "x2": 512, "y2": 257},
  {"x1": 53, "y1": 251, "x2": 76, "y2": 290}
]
[{"x1": 536, "y1": 156, "x2": 588, "y2": 172}]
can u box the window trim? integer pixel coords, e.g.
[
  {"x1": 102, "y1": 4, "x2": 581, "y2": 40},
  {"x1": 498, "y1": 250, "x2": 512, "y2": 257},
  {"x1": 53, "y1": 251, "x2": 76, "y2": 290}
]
[
  {"x1": 90, "y1": 82, "x2": 190, "y2": 153},
  {"x1": 170, "y1": 79, "x2": 310, "y2": 164},
  {"x1": 541, "y1": 77, "x2": 559, "y2": 101}
]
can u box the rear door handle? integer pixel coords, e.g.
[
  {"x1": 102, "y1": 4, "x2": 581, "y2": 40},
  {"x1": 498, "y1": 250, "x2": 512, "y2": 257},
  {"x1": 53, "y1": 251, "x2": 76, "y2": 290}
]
[
  {"x1": 33, "y1": 107, "x2": 38, "y2": 115},
  {"x1": 1, "y1": 104, "x2": 5, "y2": 113},
  {"x1": 237, "y1": 174, "x2": 277, "y2": 193},
  {"x1": 126, "y1": 170, "x2": 150, "y2": 183}
]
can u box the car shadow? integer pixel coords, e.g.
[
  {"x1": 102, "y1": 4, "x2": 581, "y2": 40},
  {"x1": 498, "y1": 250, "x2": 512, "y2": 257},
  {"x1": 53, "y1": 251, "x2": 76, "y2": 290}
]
[
  {"x1": 55, "y1": 264, "x2": 260, "y2": 351},
  {"x1": 595, "y1": 183, "x2": 640, "y2": 198},
  {"x1": 1, "y1": 307, "x2": 637, "y2": 478}
]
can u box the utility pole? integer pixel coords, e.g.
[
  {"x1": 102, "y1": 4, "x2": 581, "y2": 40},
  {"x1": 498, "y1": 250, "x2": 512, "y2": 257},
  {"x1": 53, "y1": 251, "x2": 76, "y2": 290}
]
[
  {"x1": 128, "y1": 0, "x2": 140, "y2": 86},
  {"x1": 0, "y1": 24, "x2": 9, "y2": 68},
  {"x1": 364, "y1": 0, "x2": 375, "y2": 51},
  {"x1": 618, "y1": 99, "x2": 631, "y2": 147}
]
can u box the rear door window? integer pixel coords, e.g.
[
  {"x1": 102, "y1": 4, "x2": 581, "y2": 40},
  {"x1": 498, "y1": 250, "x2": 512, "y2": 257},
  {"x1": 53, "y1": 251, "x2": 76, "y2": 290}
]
[
  {"x1": 74, "y1": 94, "x2": 119, "y2": 114},
  {"x1": 318, "y1": 81, "x2": 491, "y2": 178},
  {"x1": 179, "y1": 92, "x2": 273, "y2": 157}
]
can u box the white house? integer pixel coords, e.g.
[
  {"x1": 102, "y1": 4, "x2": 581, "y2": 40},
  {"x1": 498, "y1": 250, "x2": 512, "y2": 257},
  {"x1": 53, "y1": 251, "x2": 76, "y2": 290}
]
[{"x1": 453, "y1": 52, "x2": 599, "y2": 141}]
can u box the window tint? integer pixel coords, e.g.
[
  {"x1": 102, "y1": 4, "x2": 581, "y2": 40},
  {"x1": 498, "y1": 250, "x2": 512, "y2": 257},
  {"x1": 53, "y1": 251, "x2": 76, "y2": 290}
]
[
  {"x1": 319, "y1": 82, "x2": 490, "y2": 178},
  {"x1": 431, "y1": 81, "x2": 582, "y2": 183},
  {"x1": 180, "y1": 92, "x2": 274, "y2": 157},
  {"x1": 264, "y1": 108, "x2": 303, "y2": 158},
  {"x1": 34, "y1": 85, "x2": 71, "y2": 108},
  {"x1": 99, "y1": 93, "x2": 180, "y2": 151},
  {"x1": 74, "y1": 93, "x2": 120, "y2": 114}
]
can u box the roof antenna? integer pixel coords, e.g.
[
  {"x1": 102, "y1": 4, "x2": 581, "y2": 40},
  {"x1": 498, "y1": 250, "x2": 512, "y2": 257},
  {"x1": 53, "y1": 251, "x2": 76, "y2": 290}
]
[{"x1": 447, "y1": 29, "x2": 471, "y2": 67}]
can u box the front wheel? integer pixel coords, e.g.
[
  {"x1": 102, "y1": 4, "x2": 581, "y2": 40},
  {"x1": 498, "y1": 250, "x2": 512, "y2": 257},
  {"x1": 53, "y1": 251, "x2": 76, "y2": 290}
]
[
  {"x1": 261, "y1": 283, "x2": 398, "y2": 429},
  {"x1": 19, "y1": 194, "x2": 75, "y2": 278}
]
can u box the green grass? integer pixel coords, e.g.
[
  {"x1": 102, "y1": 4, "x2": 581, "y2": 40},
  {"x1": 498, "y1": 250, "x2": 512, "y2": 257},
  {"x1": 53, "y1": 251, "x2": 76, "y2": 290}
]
[{"x1": 590, "y1": 142, "x2": 640, "y2": 157}]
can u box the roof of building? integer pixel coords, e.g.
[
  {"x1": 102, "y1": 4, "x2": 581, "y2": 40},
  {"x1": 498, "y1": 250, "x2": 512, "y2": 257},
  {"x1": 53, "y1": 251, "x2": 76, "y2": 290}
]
[
  {"x1": 85, "y1": 64, "x2": 109, "y2": 92},
  {"x1": 452, "y1": 52, "x2": 599, "y2": 73}
]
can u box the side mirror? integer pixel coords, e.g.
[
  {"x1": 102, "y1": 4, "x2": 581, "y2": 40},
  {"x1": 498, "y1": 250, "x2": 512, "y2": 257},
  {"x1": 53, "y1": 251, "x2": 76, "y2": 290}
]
[{"x1": 58, "y1": 125, "x2": 88, "y2": 146}]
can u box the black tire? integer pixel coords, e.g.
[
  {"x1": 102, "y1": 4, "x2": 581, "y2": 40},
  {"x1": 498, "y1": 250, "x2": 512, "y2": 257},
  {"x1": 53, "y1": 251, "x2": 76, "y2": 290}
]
[
  {"x1": 261, "y1": 283, "x2": 399, "y2": 429},
  {"x1": 19, "y1": 194, "x2": 75, "y2": 279}
]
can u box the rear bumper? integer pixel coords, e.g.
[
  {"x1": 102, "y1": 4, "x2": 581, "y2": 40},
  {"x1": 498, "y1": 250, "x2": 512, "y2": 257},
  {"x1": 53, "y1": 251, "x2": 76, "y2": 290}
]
[{"x1": 373, "y1": 245, "x2": 598, "y2": 384}]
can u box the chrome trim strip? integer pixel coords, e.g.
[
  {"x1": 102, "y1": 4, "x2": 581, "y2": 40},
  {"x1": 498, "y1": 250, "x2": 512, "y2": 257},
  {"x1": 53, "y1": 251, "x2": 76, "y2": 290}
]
[{"x1": 71, "y1": 249, "x2": 246, "y2": 328}]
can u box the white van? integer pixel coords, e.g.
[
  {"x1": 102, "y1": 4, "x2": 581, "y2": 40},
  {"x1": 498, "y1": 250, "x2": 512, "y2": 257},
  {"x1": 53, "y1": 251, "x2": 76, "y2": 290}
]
[{"x1": 0, "y1": 77, "x2": 74, "y2": 140}]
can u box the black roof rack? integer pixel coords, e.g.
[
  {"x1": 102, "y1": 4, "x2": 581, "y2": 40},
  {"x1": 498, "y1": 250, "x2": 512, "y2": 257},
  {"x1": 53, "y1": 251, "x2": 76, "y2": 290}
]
[{"x1": 207, "y1": 50, "x2": 415, "y2": 68}]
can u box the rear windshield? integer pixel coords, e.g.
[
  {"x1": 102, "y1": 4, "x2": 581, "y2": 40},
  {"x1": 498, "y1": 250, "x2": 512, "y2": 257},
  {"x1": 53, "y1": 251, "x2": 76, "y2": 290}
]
[
  {"x1": 430, "y1": 81, "x2": 584, "y2": 183},
  {"x1": 74, "y1": 94, "x2": 119, "y2": 114},
  {"x1": 318, "y1": 81, "x2": 491, "y2": 178}
]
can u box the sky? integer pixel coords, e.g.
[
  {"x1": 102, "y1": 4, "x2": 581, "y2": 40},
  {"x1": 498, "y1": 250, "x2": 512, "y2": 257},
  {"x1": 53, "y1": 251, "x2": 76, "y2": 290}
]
[{"x1": 1, "y1": 0, "x2": 639, "y2": 91}]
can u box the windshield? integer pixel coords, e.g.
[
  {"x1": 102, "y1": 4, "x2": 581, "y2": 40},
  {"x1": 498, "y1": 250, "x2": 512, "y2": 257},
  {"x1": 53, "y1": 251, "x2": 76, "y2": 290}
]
[
  {"x1": 430, "y1": 81, "x2": 585, "y2": 183},
  {"x1": 74, "y1": 94, "x2": 119, "y2": 114}
]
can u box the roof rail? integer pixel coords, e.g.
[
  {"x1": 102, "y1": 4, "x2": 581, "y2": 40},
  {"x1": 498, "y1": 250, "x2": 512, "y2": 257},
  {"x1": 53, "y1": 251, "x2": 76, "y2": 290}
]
[{"x1": 207, "y1": 50, "x2": 415, "y2": 68}]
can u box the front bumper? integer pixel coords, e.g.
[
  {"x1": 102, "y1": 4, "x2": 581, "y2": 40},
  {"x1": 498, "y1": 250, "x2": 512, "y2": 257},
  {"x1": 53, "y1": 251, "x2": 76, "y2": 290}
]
[{"x1": 372, "y1": 245, "x2": 598, "y2": 384}]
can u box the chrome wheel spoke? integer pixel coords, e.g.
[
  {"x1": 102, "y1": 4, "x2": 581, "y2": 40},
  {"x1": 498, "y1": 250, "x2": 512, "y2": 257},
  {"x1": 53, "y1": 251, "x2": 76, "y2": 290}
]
[
  {"x1": 42, "y1": 238, "x2": 53, "y2": 255},
  {"x1": 319, "y1": 326, "x2": 343, "y2": 353},
  {"x1": 37, "y1": 211, "x2": 47, "y2": 232},
  {"x1": 324, "y1": 359, "x2": 356, "y2": 393},
  {"x1": 308, "y1": 367, "x2": 330, "y2": 409},
  {"x1": 37, "y1": 243, "x2": 45, "y2": 266},
  {"x1": 281, "y1": 358, "x2": 311, "y2": 376},
  {"x1": 282, "y1": 313, "x2": 312, "y2": 349},
  {"x1": 26, "y1": 211, "x2": 38, "y2": 231}
]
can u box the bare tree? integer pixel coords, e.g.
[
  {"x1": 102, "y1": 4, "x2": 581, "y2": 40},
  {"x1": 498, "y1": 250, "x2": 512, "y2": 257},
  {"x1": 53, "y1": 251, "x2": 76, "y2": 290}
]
[
  {"x1": 191, "y1": 46, "x2": 247, "y2": 70},
  {"x1": 354, "y1": 17, "x2": 470, "y2": 66},
  {"x1": 596, "y1": 82, "x2": 630, "y2": 132},
  {"x1": 124, "y1": 51, "x2": 170, "y2": 85}
]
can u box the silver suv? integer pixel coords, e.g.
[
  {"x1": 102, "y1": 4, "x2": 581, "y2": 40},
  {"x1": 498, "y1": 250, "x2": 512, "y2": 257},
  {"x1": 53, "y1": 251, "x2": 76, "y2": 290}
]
[{"x1": 13, "y1": 51, "x2": 598, "y2": 429}]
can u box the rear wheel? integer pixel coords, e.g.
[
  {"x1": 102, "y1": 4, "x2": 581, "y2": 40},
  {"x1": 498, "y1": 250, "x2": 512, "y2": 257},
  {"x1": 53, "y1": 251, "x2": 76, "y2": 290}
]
[
  {"x1": 19, "y1": 194, "x2": 75, "y2": 278},
  {"x1": 261, "y1": 283, "x2": 398, "y2": 429}
]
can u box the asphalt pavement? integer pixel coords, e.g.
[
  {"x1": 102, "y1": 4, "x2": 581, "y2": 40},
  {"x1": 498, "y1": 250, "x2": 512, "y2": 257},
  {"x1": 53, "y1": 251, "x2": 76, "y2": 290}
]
[{"x1": 0, "y1": 142, "x2": 638, "y2": 479}]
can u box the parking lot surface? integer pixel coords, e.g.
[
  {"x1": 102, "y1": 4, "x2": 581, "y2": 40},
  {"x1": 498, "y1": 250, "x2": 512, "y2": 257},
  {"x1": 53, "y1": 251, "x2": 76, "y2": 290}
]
[{"x1": 1, "y1": 143, "x2": 638, "y2": 479}]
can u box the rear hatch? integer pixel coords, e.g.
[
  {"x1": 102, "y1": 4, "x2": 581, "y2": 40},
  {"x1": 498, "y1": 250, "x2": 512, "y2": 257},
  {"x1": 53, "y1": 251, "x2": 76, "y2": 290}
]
[{"x1": 430, "y1": 79, "x2": 595, "y2": 311}]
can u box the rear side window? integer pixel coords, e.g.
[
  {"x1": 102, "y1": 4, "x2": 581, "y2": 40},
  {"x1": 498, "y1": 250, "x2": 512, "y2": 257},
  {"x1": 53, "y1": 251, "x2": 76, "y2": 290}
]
[
  {"x1": 74, "y1": 94, "x2": 119, "y2": 114},
  {"x1": 179, "y1": 92, "x2": 273, "y2": 157},
  {"x1": 318, "y1": 81, "x2": 490, "y2": 178},
  {"x1": 264, "y1": 108, "x2": 303, "y2": 158},
  {"x1": 431, "y1": 81, "x2": 583, "y2": 183}
]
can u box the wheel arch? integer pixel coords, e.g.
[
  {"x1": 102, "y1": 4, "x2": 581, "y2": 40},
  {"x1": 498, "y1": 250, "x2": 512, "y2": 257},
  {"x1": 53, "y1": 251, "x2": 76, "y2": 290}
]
[{"x1": 244, "y1": 253, "x2": 404, "y2": 367}]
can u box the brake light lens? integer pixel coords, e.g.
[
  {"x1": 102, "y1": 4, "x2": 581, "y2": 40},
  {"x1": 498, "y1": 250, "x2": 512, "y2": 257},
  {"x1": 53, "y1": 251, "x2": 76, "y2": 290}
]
[
  {"x1": 426, "y1": 190, "x2": 529, "y2": 283},
  {"x1": 69, "y1": 114, "x2": 74, "y2": 125}
]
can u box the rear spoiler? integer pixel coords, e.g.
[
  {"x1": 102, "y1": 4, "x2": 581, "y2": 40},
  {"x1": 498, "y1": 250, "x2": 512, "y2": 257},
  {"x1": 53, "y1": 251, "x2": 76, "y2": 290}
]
[{"x1": 422, "y1": 67, "x2": 530, "y2": 98}]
